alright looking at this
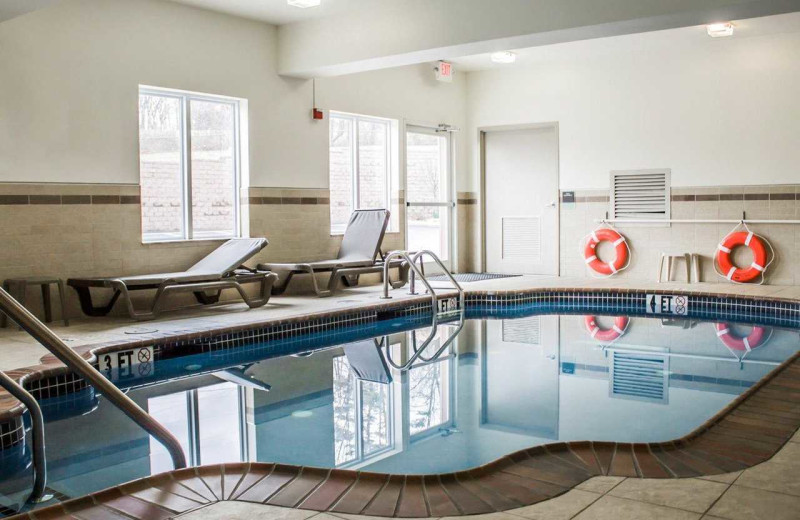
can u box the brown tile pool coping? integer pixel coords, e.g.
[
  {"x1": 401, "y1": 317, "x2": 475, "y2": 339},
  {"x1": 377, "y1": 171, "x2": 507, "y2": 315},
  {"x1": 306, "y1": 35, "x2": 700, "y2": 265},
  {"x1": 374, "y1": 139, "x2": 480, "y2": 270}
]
[{"x1": 13, "y1": 348, "x2": 800, "y2": 519}]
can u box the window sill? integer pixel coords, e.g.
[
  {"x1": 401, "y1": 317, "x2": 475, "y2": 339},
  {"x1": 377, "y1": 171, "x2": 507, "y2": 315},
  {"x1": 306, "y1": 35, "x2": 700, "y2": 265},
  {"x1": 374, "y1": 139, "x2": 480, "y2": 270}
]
[
  {"x1": 329, "y1": 230, "x2": 400, "y2": 237},
  {"x1": 142, "y1": 236, "x2": 242, "y2": 245}
]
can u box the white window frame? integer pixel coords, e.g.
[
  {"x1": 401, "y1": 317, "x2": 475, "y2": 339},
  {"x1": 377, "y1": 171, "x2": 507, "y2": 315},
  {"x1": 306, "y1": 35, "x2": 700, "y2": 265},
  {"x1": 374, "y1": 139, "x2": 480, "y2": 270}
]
[
  {"x1": 333, "y1": 354, "x2": 396, "y2": 468},
  {"x1": 139, "y1": 86, "x2": 244, "y2": 243},
  {"x1": 329, "y1": 111, "x2": 396, "y2": 235}
]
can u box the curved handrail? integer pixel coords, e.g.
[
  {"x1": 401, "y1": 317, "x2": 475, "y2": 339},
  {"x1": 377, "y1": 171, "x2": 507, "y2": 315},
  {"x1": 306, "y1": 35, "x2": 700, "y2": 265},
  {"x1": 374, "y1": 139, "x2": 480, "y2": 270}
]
[
  {"x1": 0, "y1": 370, "x2": 52, "y2": 507},
  {"x1": 0, "y1": 289, "x2": 187, "y2": 470},
  {"x1": 381, "y1": 251, "x2": 438, "y2": 316}
]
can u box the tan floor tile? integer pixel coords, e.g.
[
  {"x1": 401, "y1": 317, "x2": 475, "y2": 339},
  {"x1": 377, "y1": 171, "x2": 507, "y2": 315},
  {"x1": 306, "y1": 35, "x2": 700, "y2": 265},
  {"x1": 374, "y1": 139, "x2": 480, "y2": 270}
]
[
  {"x1": 708, "y1": 485, "x2": 800, "y2": 520},
  {"x1": 791, "y1": 430, "x2": 800, "y2": 444},
  {"x1": 698, "y1": 472, "x2": 742, "y2": 485},
  {"x1": 506, "y1": 489, "x2": 601, "y2": 519},
  {"x1": 573, "y1": 495, "x2": 701, "y2": 520},
  {"x1": 575, "y1": 476, "x2": 626, "y2": 495},
  {"x1": 736, "y1": 462, "x2": 800, "y2": 497},
  {"x1": 768, "y1": 442, "x2": 800, "y2": 466},
  {"x1": 176, "y1": 501, "x2": 319, "y2": 519},
  {"x1": 440, "y1": 513, "x2": 519, "y2": 520},
  {"x1": 331, "y1": 514, "x2": 436, "y2": 520},
  {"x1": 608, "y1": 478, "x2": 728, "y2": 513}
]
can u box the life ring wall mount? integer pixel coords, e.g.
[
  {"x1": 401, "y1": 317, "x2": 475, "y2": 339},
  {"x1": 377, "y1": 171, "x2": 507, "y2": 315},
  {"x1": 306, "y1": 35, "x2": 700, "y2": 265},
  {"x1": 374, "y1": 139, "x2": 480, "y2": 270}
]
[{"x1": 583, "y1": 227, "x2": 630, "y2": 277}]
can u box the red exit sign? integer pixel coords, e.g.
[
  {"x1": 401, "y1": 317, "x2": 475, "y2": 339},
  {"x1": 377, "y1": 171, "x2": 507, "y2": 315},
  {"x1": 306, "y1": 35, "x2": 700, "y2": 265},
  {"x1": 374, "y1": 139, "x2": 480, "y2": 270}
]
[{"x1": 436, "y1": 61, "x2": 453, "y2": 82}]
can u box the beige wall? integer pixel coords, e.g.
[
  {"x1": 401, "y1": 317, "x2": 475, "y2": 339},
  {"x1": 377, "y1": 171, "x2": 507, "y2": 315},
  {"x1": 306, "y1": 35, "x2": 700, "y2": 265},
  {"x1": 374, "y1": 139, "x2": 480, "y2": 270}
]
[{"x1": 0, "y1": 0, "x2": 471, "y2": 319}]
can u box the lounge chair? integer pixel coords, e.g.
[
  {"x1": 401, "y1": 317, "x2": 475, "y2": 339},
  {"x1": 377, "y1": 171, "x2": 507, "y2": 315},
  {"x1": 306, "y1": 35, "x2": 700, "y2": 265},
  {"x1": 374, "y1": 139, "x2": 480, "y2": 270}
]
[
  {"x1": 344, "y1": 340, "x2": 393, "y2": 384},
  {"x1": 258, "y1": 209, "x2": 409, "y2": 297},
  {"x1": 68, "y1": 238, "x2": 277, "y2": 321}
]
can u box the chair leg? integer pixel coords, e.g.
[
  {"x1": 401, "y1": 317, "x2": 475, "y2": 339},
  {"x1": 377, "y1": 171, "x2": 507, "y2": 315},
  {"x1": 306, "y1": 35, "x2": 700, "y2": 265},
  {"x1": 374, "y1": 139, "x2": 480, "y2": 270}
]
[
  {"x1": 684, "y1": 253, "x2": 691, "y2": 283},
  {"x1": 57, "y1": 279, "x2": 69, "y2": 326},
  {"x1": 657, "y1": 254, "x2": 665, "y2": 283},
  {"x1": 666, "y1": 256, "x2": 673, "y2": 282},
  {"x1": 41, "y1": 283, "x2": 52, "y2": 323},
  {"x1": 692, "y1": 254, "x2": 701, "y2": 283}
]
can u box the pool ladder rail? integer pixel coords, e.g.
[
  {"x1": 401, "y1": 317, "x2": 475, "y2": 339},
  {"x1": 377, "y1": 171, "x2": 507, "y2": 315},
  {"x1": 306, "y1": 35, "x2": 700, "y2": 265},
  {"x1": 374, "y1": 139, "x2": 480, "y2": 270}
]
[
  {"x1": 0, "y1": 288, "x2": 187, "y2": 509},
  {"x1": 381, "y1": 250, "x2": 465, "y2": 316},
  {"x1": 380, "y1": 251, "x2": 465, "y2": 371}
]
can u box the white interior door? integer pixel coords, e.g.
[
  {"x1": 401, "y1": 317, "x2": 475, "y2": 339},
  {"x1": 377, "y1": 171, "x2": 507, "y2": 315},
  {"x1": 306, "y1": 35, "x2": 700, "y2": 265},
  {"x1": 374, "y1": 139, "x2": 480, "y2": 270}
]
[
  {"x1": 482, "y1": 316, "x2": 560, "y2": 438},
  {"x1": 484, "y1": 126, "x2": 559, "y2": 275},
  {"x1": 405, "y1": 126, "x2": 454, "y2": 269}
]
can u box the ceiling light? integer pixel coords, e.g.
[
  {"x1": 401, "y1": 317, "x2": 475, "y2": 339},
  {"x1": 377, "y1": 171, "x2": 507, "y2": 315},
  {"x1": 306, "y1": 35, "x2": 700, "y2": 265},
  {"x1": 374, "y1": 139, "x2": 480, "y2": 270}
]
[
  {"x1": 706, "y1": 22, "x2": 734, "y2": 37},
  {"x1": 288, "y1": 0, "x2": 321, "y2": 8},
  {"x1": 491, "y1": 51, "x2": 516, "y2": 64}
]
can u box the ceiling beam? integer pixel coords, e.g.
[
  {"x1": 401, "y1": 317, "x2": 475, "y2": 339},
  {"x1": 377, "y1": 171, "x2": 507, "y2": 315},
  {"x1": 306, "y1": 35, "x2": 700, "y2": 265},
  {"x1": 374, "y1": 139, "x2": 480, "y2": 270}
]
[{"x1": 277, "y1": 0, "x2": 800, "y2": 78}]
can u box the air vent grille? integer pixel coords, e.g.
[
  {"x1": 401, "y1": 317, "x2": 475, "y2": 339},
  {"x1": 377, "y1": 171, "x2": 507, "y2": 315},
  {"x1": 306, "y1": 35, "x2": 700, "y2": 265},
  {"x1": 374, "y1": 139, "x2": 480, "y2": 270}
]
[
  {"x1": 502, "y1": 317, "x2": 541, "y2": 345},
  {"x1": 610, "y1": 351, "x2": 668, "y2": 403},
  {"x1": 502, "y1": 216, "x2": 541, "y2": 260},
  {"x1": 610, "y1": 169, "x2": 671, "y2": 221}
]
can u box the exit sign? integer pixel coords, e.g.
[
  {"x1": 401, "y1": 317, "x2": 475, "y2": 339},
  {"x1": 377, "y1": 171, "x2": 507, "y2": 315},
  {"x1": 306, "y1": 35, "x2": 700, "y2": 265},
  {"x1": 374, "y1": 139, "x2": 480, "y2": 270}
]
[{"x1": 436, "y1": 61, "x2": 453, "y2": 82}]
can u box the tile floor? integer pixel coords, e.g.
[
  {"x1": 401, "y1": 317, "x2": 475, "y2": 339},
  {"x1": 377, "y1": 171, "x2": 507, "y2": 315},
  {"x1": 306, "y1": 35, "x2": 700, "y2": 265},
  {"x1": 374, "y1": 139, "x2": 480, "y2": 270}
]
[{"x1": 172, "y1": 429, "x2": 800, "y2": 520}]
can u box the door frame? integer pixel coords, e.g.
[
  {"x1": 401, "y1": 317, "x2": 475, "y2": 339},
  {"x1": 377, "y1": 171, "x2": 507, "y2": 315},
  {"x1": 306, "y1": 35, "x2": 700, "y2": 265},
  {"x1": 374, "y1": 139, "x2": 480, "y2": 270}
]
[
  {"x1": 478, "y1": 122, "x2": 560, "y2": 275},
  {"x1": 403, "y1": 120, "x2": 458, "y2": 271}
]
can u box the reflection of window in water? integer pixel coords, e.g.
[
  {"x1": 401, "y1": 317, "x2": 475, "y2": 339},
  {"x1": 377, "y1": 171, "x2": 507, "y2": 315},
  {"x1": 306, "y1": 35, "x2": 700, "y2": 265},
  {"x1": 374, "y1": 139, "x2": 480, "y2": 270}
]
[
  {"x1": 148, "y1": 382, "x2": 244, "y2": 473},
  {"x1": 333, "y1": 356, "x2": 392, "y2": 466},
  {"x1": 407, "y1": 327, "x2": 453, "y2": 437}
]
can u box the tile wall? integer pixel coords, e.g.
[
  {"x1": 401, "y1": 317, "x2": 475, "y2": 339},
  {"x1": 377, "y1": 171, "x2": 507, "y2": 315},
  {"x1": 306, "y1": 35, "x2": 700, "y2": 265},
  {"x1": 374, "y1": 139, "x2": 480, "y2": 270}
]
[{"x1": 560, "y1": 184, "x2": 800, "y2": 284}]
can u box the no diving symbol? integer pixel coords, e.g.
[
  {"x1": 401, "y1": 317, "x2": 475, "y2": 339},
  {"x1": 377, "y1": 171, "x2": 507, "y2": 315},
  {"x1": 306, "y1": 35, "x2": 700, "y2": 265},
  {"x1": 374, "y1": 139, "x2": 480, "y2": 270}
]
[
  {"x1": 675, "y1": 296, "x2": 687, "y2": 315},
  {"x1": 137, "y1": 348, "x2": 152, "y2": 363}
]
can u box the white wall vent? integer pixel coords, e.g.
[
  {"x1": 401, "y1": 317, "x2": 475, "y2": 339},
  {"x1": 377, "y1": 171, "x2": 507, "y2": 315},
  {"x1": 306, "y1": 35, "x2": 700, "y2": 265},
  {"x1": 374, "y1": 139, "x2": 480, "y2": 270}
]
[
  {"x1": 502, "y1": 317, "x2": 541, "y2": 345},
  {"x1": 501, "y1": 216, "x2": 541, "y2": 261},
  {"x1": 609, "y1": 351, "x2": 669, "y2": 404},
  {"x1": 610, "y1": 169, "x2": 671, "y2": 223}
]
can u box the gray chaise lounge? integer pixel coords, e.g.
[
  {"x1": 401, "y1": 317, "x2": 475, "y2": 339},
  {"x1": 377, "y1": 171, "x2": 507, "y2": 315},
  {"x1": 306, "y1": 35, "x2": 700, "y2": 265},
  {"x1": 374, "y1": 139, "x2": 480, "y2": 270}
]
[
  {"x1": 257, "y1": 209, "x2": 409, "y2": 297},
  {"x1": 68, "y1": 238, "x2": 277, "y2": 321}
]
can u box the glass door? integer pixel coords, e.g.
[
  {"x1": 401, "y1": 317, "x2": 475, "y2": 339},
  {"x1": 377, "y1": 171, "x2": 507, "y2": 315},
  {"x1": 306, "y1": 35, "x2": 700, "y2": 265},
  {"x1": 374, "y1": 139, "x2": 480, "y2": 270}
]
[{"x1": 405, "y1": 125, "x2": 454, "y2": 269}]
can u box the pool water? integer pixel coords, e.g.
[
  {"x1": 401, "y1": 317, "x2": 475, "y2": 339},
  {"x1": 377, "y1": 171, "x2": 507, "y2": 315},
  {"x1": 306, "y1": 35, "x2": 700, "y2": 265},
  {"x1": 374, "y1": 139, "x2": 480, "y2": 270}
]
[{"x1": 1, "y1": 313, "x2": 798, "y2": 512}]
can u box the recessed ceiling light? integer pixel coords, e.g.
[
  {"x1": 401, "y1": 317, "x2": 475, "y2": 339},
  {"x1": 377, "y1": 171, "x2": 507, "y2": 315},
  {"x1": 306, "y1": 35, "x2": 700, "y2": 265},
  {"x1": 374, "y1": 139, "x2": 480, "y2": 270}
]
[
  {"x1": 288, "y1": 0, "x2": 321, "y2": 8},
  {"x1": 491, "y1": 51, "x2": 516, "y2": 64},
  {"x1": 707, "y1": 22, "x2": 734, "y2": 37}
]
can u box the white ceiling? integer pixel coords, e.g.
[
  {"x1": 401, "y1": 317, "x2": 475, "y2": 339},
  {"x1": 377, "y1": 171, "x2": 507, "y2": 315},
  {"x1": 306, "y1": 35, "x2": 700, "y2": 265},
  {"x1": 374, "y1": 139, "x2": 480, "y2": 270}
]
[
  {"x1": 450, "y1": 11, "x2": 800, "y2": 71},
  {"x1": 169, "y1": 0, "x2": 376, "y2": 25},
  {"x1": 0, "y1": 0, "x2": 61, "y2": 23}
]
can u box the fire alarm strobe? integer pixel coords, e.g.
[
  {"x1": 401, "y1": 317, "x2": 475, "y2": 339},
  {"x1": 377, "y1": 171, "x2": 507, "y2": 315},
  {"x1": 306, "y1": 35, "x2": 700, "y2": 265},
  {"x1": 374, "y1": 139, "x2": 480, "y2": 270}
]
[{"x1": 435, "y1": 61, "x2": 453, "y2": 82}]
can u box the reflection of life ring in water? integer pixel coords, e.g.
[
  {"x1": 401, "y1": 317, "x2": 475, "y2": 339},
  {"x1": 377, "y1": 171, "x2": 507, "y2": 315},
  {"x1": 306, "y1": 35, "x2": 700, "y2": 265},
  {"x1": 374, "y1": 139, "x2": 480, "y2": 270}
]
[
  {"x1": 715, "y1": 323, "x2": 769, "y2": 351},
  {"x1": 585, "y1": 316, "x2": 629, "y2": 342},
  {"x1": 716, "y1": 231, "x2": 768, "y2": 283},
  {"x1": 584, "y1": 228, "x2": 629, "y2": 276}
]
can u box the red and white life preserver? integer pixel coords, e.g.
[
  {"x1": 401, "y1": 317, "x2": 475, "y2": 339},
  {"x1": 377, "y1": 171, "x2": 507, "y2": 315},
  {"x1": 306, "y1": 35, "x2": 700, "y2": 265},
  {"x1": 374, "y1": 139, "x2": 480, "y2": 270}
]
[
  {"x1": 716, "y1": 231, "x2": 768, "y2": 283},
  {"x1": 584, "y1": 228, "x2": 629, "y2": 276},
  {"x1": 585, "y1": 316, "x2": 629, "y2": 342},
  {"x1": 715, "y1": 323, "x2": 768, "y2": 351}
]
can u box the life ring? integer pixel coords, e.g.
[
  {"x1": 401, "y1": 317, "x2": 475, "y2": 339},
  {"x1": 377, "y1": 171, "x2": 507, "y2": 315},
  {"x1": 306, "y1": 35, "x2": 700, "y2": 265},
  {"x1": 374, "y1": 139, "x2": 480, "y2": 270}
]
[
  {"x1": 584, "y1": 228, "x2": 628, "y2": 276},
  {"x1": 716, "y1": 231, "x2": 767, "y2": 283},
  {"x1": 585, "y1": 316, "x2": 629, "y2": 342},
  {"x1": 715, "y1": 323, "x2": 768, "y2": 351}
]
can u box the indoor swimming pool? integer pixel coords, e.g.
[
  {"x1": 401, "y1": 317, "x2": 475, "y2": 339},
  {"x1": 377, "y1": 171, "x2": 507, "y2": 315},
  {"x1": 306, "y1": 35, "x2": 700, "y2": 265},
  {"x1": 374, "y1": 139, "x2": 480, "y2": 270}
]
[{"x1": 1, "y1": 309, "x2": 798, "y2": 513}]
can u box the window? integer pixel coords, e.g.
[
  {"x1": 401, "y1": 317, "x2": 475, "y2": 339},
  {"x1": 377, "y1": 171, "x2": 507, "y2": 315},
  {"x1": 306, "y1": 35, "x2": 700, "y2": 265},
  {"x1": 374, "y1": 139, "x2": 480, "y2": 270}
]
[
  {"x1": 332, "y1": 355, "x2": 393, "y2": 466},
  {"x1": 329, "y1": 112, "x2": 398, "y2": 234},
  {"x1": 148, "y1": 382, "x2": 247, "y2": 474},
  {"x1": 610, "y1": 169, "x2": 671, "y2": 224},
  {"x1": 405, "y1": 327, "x2": 453, "y2": 437},
  {"x1": 138, "y1": 87, "x2": 245, "y2": 242}
]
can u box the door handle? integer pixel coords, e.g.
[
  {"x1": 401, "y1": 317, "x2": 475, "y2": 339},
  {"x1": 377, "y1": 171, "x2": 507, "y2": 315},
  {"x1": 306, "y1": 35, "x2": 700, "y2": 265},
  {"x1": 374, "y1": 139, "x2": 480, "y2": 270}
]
[{"x1": 545, "y1": 201, "x2": 557, "y2": 208}]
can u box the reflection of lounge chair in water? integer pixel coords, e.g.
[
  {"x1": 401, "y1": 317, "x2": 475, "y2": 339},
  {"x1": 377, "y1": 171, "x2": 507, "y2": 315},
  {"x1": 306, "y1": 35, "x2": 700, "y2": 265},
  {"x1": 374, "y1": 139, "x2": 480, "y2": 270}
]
[
  {"x1": 214, "y1": 364, "x2": 271, "y2": 392},
  {"x1": 343, "y1": 340, "x2": 393, "y2": 384}
]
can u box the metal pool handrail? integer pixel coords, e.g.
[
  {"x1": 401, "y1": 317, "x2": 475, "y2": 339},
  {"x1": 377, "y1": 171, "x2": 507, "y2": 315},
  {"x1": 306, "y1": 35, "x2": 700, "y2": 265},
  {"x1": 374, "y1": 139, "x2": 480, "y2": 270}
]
[
  {"x1": 381, "y1": 250, "x2": 438, "y2": 316},
  {"x1": 0, "y1": 370, "x2": 52, "y2": 506},
  {"x1": 0, "y1": 288, "x2": 187, "y2": 470}
]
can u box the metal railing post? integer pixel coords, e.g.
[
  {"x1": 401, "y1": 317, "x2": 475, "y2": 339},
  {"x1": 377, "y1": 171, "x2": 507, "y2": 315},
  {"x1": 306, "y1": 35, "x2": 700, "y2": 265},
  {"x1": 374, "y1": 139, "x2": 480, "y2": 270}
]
[
  {"x1": 0, "y1": 371, "x2": 52, "y2": 506},
  {"x1": 0, "y1": 288, "x2": 187, "y2": 469}
]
